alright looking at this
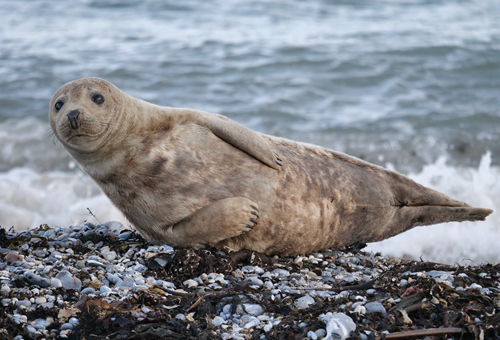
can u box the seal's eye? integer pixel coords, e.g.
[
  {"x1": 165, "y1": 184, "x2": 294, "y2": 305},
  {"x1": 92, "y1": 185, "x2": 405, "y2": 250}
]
[
  {"x1": 54, "y1": 101, "x2": 64, "y2": 112},
  {"x1": 92, "y1": 94, "x2": 105, "y2": 105}
]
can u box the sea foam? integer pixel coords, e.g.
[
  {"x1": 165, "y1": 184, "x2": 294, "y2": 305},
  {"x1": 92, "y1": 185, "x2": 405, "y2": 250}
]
[{"x1": 368, "y1": 152, "x2": 499, "y2": 265}]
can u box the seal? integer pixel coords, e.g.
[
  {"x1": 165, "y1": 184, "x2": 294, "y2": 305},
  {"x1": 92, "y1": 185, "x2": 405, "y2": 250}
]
[{"x1": 49, "y1": 77, "x2": 493, "y2": 255}]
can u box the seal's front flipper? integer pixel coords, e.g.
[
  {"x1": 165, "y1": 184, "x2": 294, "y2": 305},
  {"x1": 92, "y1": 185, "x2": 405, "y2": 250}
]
[
  {"x1": 206, "y1": 114, "x2": 282, "y2": 170},
  {"x1": 165, "y1": 197, "x2": 260, "y2": 247}
]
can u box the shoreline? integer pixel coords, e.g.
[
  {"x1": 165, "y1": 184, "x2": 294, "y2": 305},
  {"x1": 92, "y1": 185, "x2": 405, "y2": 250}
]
[{"x1": 1, "y1": 222, "x2": 499, "y2": 339}]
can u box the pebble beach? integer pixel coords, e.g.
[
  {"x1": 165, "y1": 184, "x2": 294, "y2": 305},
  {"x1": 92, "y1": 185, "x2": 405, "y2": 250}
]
[{"x1": 1, "y1": 221, "x2": 499, "y2": 340}]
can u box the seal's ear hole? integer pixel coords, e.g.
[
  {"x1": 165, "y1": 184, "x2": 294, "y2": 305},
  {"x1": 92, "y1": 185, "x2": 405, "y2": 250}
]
[
  {"x1": 54, "y1": 101, "x2": 64, "y2": 112},
  {"x1": 92, "y1": 94, "x2": 105, "y2": 105}
]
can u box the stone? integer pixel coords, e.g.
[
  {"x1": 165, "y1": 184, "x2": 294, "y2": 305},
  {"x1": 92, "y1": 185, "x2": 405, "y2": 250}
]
[
  {"x1": 6, "y1": 251, "x2": 24, "y2": 264},
  {"x1": 212, "y1": 316, "x2": 225, "y2": 326},
  {"x1": 50, "y1": 278, "x2": 62, "y2": 289},
  {"x1": 183, "y1": 279, "x2": 198, "y2": 288},
  {"x1": 80, "y1": 287, "x2": 96, "y2": 295},
  {"x1": 103, "y1": 251, "x2": 117, "y2": 261},
  {"x1": 0, "y1": 284, "x2": 10, "y2": 296},
  {"x1": 35, "y1": 297, "x2": 47, "y2": 304},
  {"x1": 295, "y1": 295, "x2": 315, "y2": 310},
  {"x1": 60, "y1": 323, "x2": 73, "y2": 330},
  {"x1": 243, "y1": 276, "x2": 264, "y2": 287},
  {"x1": 365, "y1": 302, "x2": 386, "y2": 314},
  {"x1": 320, "y1": 312, "x2": 356, "y2": 340},
  {"x1": 315, "y1": 329, "x2": 327, "y2": 338},
  {"x1": 272, "y1": 269, "x2": 290, "y2": 277},
  {"x1": 243, "y1": 304, "x2": 264, "y2": 316},
  {"x1": 33, "y1": 318, "x2": 51, "y2": 330},
  {"x1": 307, "y1": 330, "x2": 318, "y2": 340},
  {"x1": 56, "y1": 271, "x2": 82, "y2": 291},
  {"x1": 23, "y1": 271, "x2": 51, "y2": 288}
]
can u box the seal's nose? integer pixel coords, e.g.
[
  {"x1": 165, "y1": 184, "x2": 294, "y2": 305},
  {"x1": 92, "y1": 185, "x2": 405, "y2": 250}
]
[{"x1": 67, "y1": 109, "x2": 80, "y2": 130}]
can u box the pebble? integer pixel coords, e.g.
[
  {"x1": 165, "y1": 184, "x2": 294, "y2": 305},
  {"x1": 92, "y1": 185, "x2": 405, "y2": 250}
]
[
  {"x1": 33, "y1": 318, "x2": 51, "y2": 330},
  {"x1": 61, "y1": 323, "x2": 73, "y2": 330},
  {"x1": 6, "y1": 251, "x2": 24, "y2": 264},
  {"x1": 23, "y1": 271, "x2": 51, "y2": 288},
  {"x1": 0, "y1": 284, "x2": 10, "y2": 296},
  {"x1": 273, "y1": 269, "x2": 290, "y2": 277},
  {"x1": 0, "y1": 221, "x2": 496, "y2": 339},
  {"x1": 50, "y1": 278, "x2": 62, "y2": 289},
  {"x1": 307, "y1": 330, "x2": 318, "y2": 340},
  {"x1": 242, "y1": 304, "x2": 264, "y2": 316},
  {"x1": 35, "y1": 297, "x2": 47, "y2": 304},
  {"x1": 364, "y1": 302, "x2": 386, "y2": 314},
  {"x1": 212, "y1": 316, "x2": 225, "y2": 326},
  {"x1": 100, "y1": 285, "x2": 112, "y2": 293},
  {"x1": 103, "y1": 251, "x2": 117, "y2": 261},
  {"x1": 183, "y1": 279, "x2": 198, "y2": 288},
  {"x1": 81, "y1": 287, "x2": 96, "y2": 295},
  {"x1": 315, "y1": 329, "x2": 327, "y2": 337},
  {"x1": 56, "y1": 270, "x2": 82, "y2": 291},
  {"x1": 243, "y1": 276, "x2": 264, "y2": 287},
  {"x1": 321, "y1": 312, "x2": 356, "y2": 340},
  {"x1": 25, "y1": 325, "x2": 37, "y2": 334},
  {"x1": 295, "y1": 295, "x2": 315, "y2": 309}
]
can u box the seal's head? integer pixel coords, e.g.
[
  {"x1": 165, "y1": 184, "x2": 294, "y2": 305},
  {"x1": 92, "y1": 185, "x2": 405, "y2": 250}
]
[{"x1": 49, "y1": 77, "x2": 124, "y2": 153}]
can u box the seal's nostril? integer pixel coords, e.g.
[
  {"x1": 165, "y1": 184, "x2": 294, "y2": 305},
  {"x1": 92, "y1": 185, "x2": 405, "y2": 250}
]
[
  {"x1": 67, "y1": 109, "x2": 80, "y2": 130},
  {"x1": 67, "y1": 109, "x2": 80, "y2": 120}
]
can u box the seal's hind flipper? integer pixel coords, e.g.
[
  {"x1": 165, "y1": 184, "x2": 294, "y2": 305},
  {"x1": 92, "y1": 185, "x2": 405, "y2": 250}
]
[
  {"x1": 381, "y1": 205, "x2": 493, "y2": 241},
  {"x1": 206, "y1": 114, "x2": 282, "y2": 170},
  {"x1": 374, "y1": 169, "x2": 494, "y2": 241}
]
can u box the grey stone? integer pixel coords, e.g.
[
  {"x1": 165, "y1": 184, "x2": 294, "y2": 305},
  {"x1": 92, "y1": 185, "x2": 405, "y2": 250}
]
[
  {"x1": 50, "y1": 278, "x2": 62, "y2": 288},
  {"x1": 307, "y1": 330, "x2": 318, "y2": 340},
  {"x1": 365, "y1": 302, "x2": 386, "y2": 314},
  {"x1": 100, "y1": 285, "x2": 112, "y2": 293},
  {"x1": 56, "y1": 271, "x2": 82, "y2": 291},
  {"x1": 154, "y1": 257, "x2": 168, "y2": 267},
  {"x1": 33, "y1": 318, "x2": 50, "y2": 330},
  {"x1": 320, "y1": 312, "x2": 356, "y2": 340},
  {"x1": 212, "y1": 316, "x2": 225, "y2": 326},
  {"x1": 243, "y1": 276, "x2": 263, "y2": 287},
  {"x1": 118, "y1": 231, "x2": 132, "y2": 240},
  {"x1": 272, "y1": 269, "x2": 290, "y2": 277},
  {"x1": 107, "y1": 273, "x2": 122, "y2": 285},
  {"x1": 0, "y1": 284, "x2": 10, "y2": 296},
  {"x1": 25, "y1": 325, "x2": 37, "y2": 334},
  {"x1": 60, "y1": 323, "x2": 73, "y2": 330},
  {"x1": 102, "y1": 221, "x2": 124, "y2": 230},
  {"x1": 243, "y1": 303, "x2": 264, "y2": 316},
  {"x1": 103, "y1": 251, "x2": 117, "y2": 261},
  {"x1": 315, "y1": 329, "x2": 326, "y2": 337},
  {"x1": 87, "y1": 260, "x2": 107, "y2": 268},
  {"x1": 23, "y1": 271, "x2": 51, "y2": 288},
  {"x1": 16, "y1": 299, "x2": 32, "y2": 308},
  {"x1": 116, "y1": 278, "x2": 135, "y2": 288},
  {"x1": 81, "y1": 287, "x2": 96, "y2": 295},
  {"x1": 295, "y1": 295, "x2": 315, "y2": 310}
]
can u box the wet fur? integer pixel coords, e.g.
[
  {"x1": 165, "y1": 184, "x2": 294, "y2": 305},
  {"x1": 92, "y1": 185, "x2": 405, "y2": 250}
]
[{"x1": 49, "y1": 78, "x2": 493, "y2": 255}]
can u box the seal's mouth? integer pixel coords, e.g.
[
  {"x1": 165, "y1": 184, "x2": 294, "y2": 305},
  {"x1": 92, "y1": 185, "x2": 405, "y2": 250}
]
[{"x1": 66, "y1": 134, "x2": 87, "y2": 142}]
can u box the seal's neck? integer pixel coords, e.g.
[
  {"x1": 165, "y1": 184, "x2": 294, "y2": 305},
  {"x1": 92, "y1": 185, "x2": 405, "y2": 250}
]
[{"x1": 70, "y1": 95, "x2": 176, "y2": 179}]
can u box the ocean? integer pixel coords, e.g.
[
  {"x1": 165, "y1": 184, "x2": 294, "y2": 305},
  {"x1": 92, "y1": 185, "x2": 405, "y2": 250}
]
[{"x1": 1, "y1": 0, "x2": 499, "y2": 264}]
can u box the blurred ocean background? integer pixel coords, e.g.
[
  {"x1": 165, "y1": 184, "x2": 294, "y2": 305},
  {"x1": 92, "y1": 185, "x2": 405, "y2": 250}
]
[{"x1": 0, "y1": 0, "x2": 499, "y2": 264}]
